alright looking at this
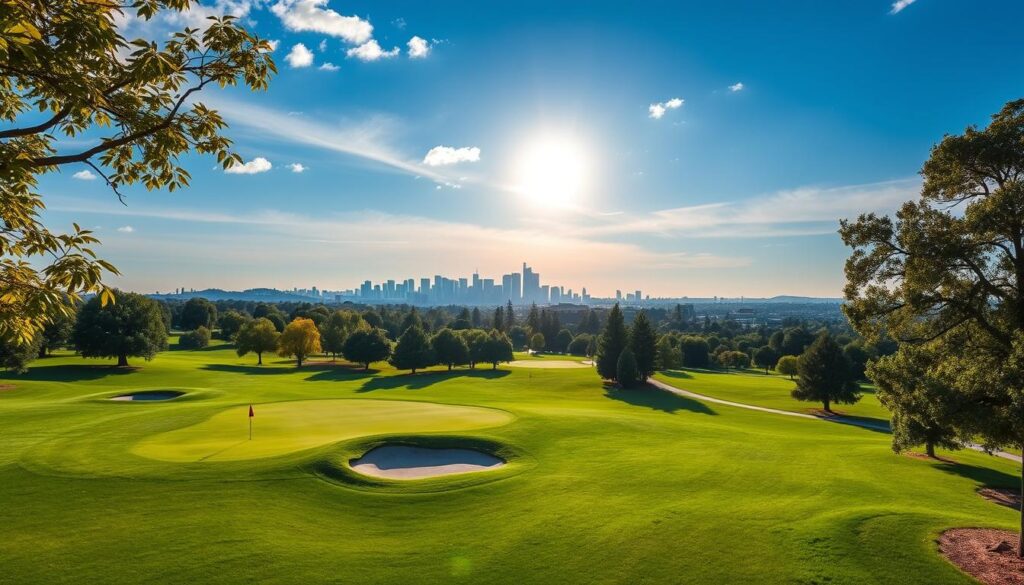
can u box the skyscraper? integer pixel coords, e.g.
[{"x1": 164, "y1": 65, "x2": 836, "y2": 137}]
[
  {"x1": 502, "y1": 272, "x2": 521, "y2": 303},
  {"x1": 522, "y1": 262, "x2": 540, "y2": 304}
]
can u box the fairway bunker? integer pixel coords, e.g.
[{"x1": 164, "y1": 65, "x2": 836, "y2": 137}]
[
  {"x1": 507, "y1": 360, "x2": 590, "y2": 369},
  {"x1": 350, "y1": 444, "x2": 505, "y2": 480},
  {"x1": 110, "y1": 390, "x2": 185, "y2": 402}
]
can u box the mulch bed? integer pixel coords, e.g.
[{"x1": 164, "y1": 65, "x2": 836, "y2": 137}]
[
  {"x1": 979, "y1": 488, "x2": 1023, "y2": 510},
  {"x1": 0, "y1": 384, "x2": 15, "y2": 391},
  {"x1": 904, "y1": 451, "x2": 957, "y2": 464},
  {"x1": 939, "y1": 528, "x2": 1024, "y2": 585}
]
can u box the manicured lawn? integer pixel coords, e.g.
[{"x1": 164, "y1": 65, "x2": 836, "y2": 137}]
[
  {"x1": 656, "y1": 367, "x2": 890, "y2": 426},
  {"x1": 0, "y1": 343, "x2": 1018, "y2": 584}
]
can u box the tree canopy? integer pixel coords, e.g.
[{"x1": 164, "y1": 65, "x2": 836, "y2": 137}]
[
  {"x1": 432, "y1": 328, "x2": 469, "y2": 371},
  {"x1": 343, "y1": 327, "x2": 392, "y2": 370},
  {"x1": 277, "y1": 318, "x2": 320, "y2": 368},
  {"x1": 72, "y1": 291, "x2": 167, "y2": 367},
  {"x1": 791, "y1": 332, "x2": 860, "y2": 412},
  {"x1": 0, "y1": 1, "x2": 275, "y2": 345},
  {"x1": 235, "y1": 317, "x2": 279, "y2": 365},
  {"x1": 596, "y1": 303, "x2": 627, "y2": 380},
  {"x1": 390, "y1": 325, "x2": 434, "y2": 373}
]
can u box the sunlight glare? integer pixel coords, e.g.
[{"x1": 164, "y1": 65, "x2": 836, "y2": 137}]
[{"x1": 514, "y1": 134, "x2": 589, "y2": 208}]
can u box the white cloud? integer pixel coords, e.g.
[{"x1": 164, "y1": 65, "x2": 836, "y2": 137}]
[
  {"x1": 285, "y1": 43, "x2": 314, "y2": 68},
  {"x1": 422, "y1": 146, "x2": 481, "y2": 166},
  {"x1": 318, "y1": 39, "x2": 327, "y2": 52},
  {"x1": 72, "y1": 170, "x2": 96, "y2": 180},
  {"x1": 225, "y1": 157, "x2": 273, "y2": 175},
  {"x1": 407, "y1": 36, "x2": 430, "y2": 58},
  {"x1": 346, "y1": 39, "x2": 400, "y2": 61},
  {"x1": 890, "y1": 0, "x2": 917, "y2": 14},
  {"x1": 319, "y1": 62, "x2": 339, "y2": 71},
  {"x1": 117, "y1": 225, "x2": 135, "y2": 233},
  {"x1": 270, "y1": 0, "x2": 373, "y2": 44},
  {"x1": 266, "y1": 39, "x2": 280, "y2": 51},
  {"x1": 649, "y1": 97, "x2": 684, "y2": 119},
  {"x1": 729, "y1": 82, "x2": 744, "y2": 92},
  {"x1": 288, "y1": 163, "x2": 307, "y2": 173}
]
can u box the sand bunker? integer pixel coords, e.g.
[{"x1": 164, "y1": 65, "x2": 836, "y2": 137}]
[
  {"x1": 507, "y1": 360, "x2": 590, "y2": 369},
  {"x1": 350, "y1": 445, "x2": 505, "y2": 479},
  {"x1": 110, "y1": 390, "x2": 185, "y2": 402}
]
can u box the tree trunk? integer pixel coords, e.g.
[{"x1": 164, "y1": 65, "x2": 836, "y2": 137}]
[
  {"x1": 257, "y1": 352, "x2": 263, "y2": 366},
  {"x1": 297, "y1": 355, "x2": 303, "y2": 368},
  {"x1": 117, "y1": 354, "x2": 128, "y2": 367},
  {"x1": 364, "y1": 363, "x2": 370, "y2": 371},
  {"x1": 492, "y1": 363, "x2": 497, "y2": 370},
  {"x1": 823, "y1": 398, "x2": 831, "y2": 413},
  {"x1": 925, "y1": 441, "x2": 935, "y2": 458},
  {"x1": 38, "y1": 346, "x2": 46, "y2": 359},
  {"x1": 448, "y1": 364, "x2": 452, "y2": 371}
]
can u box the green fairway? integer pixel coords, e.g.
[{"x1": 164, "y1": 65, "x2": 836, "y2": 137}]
[
  {"x1": 135, "y1": 399, "x2": 513, "y2": 462},
  {"x1": 0, "y1": 343, "x2": 1019, "y2": 584}
]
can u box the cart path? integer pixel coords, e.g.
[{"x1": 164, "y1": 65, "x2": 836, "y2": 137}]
[{"x1": 648, "y1": 378, "x2": 1022, "y2": 464}]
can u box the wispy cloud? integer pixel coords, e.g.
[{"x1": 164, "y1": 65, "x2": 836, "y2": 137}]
[
  {"x1": 422, "y1": 146, "x2": 480, "y2": 166},
  {"x1": 288, "y1": 163, "x2": 307, "y2": 173},
  {"x1": 207, "y1": 96, "x2": 451, "y2": 182},
  {"x1": 572, "y1": 178, "x2": 920, "y2": 239},
  {"x1": 117, "y1": 225, "x2": 135, "y2": 233},
  {"x1": 318, "y1": 62, "x2": 339, "y2": 71},
  {"x1": 890, "y1": 0, "x2": 917, "y2": 14},
  {"x1": 72, "y1": 170, "x2": 96, "y2": 181},
  {"x1": 225, "y1": 157, "x2": 272, "y2": 175},
  {"x1": 649, "y1": 97, "x2": 684, "y2": 119}
]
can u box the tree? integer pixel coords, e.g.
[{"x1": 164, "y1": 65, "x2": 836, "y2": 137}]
[
  {"x1": 180, "y1": 298, "x2": 217, "y2": 331},
  {"x1": 583, "y1": 309, "x2": 601, "y2": 334},
  {"x1": 73, "y1": 291, "x2": 167, "y2": 367},
  {"x1": 178, "y1": 326, "x2": 210, "y2": 349},
  {"x1": 719, "y1": 350, "x2": 751, "y2": 370},
  {"x1": 471, "y1": 307, "x2": 482, "y2": 328},
  {"x1": 343, "y1": 328, "x2": 392, "y2": 370},
  {"x1": 0, "y1": 2, "x2": 275, "y2": 345},
  {"x1": 277, "y1": 318, "x2": 321, "y2": 368},
  {"x1": 526, "y1": 303, "x2": 540, "y2": 333},
  {"x1": 390, "y1": 326, "x2": 435, "y2": 373},
  {"x1": 841, "y1": 99, "x2": 1024, "y2": 556},
  {"x1": 679, "y1": 336, "x2": 710, "y2": 368},
  {"x1": 321, "y1": 310, "x2": 361, "y2": 359},
  {"x1": 218, "y1": 310, "x2": 249, "y2": 341},
  {"x1": 432, "y1": 328, "x2": 470, "y2": 371},
  {"x1": 555, "y1": 329, "x2": 574, "y2": 353},
  {"x1": 508, "y1": 326, "x2": 529, "y2": 351},
  {"x1": 505, "y1": 301, "x2": 515, "y2": 329},
  {"x1": 656, "y1": 336, "x2": 681, "y2": 370},
  {"x1": 461, "y1": 329, "x2": 489, "y2": 369},
  {"x1": 780, "y1": 327, "x2": 813, "y2": 356},
  {"x1": 265, "y1": 312, "x2": 286, "y2": 333},
  {"x1": 0, "y1": 335, "x2": 43, "y2": 374},
  {"x1": 629, "y1": 311, "x2": 657, "y2": 380},
  {"x1": 753, "y1": 345, "x2": 779, "y2": 374},
  {"x1": 843, "y1": 342, "x2": 871, "y2": 380},
  {"x1": 776, "y1": 355, "x2": 799, "y2": 379},
  {"x1": 596, "y1": 303, "x2": 627, "y2": 380},
  {"x1": 791, "y1": 333, "x2": 860, "y2": 412},
  {"x1": 529, "y1": 332, "x2": 545, "y2": 353},
  {"x1": 400, "y1": 308, "x2": 423, "y2": 334},
  {"x1": 236, "y1": 318, "x2": 279, "y2": 365},
  {"x1": 38, "y1": 309, "x2": 75, "y2": 357},
  {"x1": 492, "y1": 307, "x2": 504, "y2": 332},
  {"x1": 480, "y1": 331, "x2": 514, "y2": 370},
  {"x1": 616, "y1": 347, "x2": 639, "y2": 388},
  {"x1": 568, "y1": 333, "x2": 593, "y2": 356},
  {"x1": 869, "y1": 344, "x2": 960, "y2": 458}
]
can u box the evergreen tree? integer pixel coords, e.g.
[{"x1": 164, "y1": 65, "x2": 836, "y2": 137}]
[
  {"x1": 596, "y1": 303, "x2": 628, "y2": 380},
  {"x1": 616, "y1": 347, "x2": 639, "y2": 388},
  {"x1": 431, "y1": 328, "x2": 470, "y2": 371},
  {"x1": 629, "y1": 311, "x2": 657, "y2": 380},
  {"x1": 73, "y1": 291, "x2": 168, "y2": 367},
  {"x1": 868, "y1": 344, "x2": 960, "y2": 458},
  {"x1": 505, "y1": 301, "x2": 515, "y2": 329},
  {"x1": 493, "y1": 307, "x2": 504, "y2": 332},
  {"x1": 236, "y1": 318, "x2": 280, "y2": 365},
  {"x1": 526, "y1": 303, "x2": 540, "y2": 333},
  {"x1": 390, "y1": 325, "x2": 435, "y2": 373},
  {"x1": 471, "y1": 307, "x2": 482, "y2": 328},
  {"x1": 342, "y1": 328, "x2": 392, "y2": 370},
  {"x1": 584, "y1": 309, "x2": 601, "y2": 334},
  {"x1": 400, "y1": 308, "x2": 423, "y2": 334},
  {"x1": 791, "y1": 332, "x2": 860, "y2": 412}
]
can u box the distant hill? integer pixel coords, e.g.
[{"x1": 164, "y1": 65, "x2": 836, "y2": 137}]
[{"x1": 149, "y1": 288, "x2": 321, "y2": 303}]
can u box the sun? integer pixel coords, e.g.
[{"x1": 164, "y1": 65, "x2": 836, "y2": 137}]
[{"x1": 514, "y1": 134, "x2": 589, "y2": 208}]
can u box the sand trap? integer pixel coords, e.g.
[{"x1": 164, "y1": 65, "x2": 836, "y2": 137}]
[
  {"x1": 350, "y1": 445, "x2": 505, "y2": 479},
  {"x1": 110, "y1": 390, "x2": 184, "y2": 402},
  {"x1": 507, "y1": 360, "x2": 590, "y2": 369}
]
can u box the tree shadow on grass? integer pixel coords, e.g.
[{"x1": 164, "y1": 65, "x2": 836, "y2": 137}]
[
  {"x1": 1, "y1": 364, "x2": 139, "y2": 383},
  {"x1": 932, "y1": 459, "x2": 1020, "y2": 491},
  {"x1": 605, "y1": 382, "x2": 716, "y2": 415},
  {"x1": 357, "y1": 369, "x2": 510, "y2": 392}
]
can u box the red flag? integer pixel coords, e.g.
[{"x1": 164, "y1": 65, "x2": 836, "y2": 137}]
[{"x1": 248, "y1": 405, "x2": 254, "y2": 418}]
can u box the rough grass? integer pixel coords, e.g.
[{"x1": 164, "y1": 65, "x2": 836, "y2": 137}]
[{"x1": 0, "y1": 342, "x2": 1018, "y2": 584}]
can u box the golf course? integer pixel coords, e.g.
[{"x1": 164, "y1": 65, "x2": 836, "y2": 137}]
[{"x1": 0, "y1": 339, "x2": 1019, "y2": 584}]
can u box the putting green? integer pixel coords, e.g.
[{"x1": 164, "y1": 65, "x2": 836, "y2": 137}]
[{"x1": 133, "y1": 399, "x2": 514, "y2": 462}]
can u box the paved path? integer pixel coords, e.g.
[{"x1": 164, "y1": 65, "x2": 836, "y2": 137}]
[{"x1": 648, "y1": 378, "x2": 1022, "y2": 464}]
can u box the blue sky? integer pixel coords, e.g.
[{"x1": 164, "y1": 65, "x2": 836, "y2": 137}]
[{"x1": 38, "y1": 0, "x2": 1024, "y2": 297}]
